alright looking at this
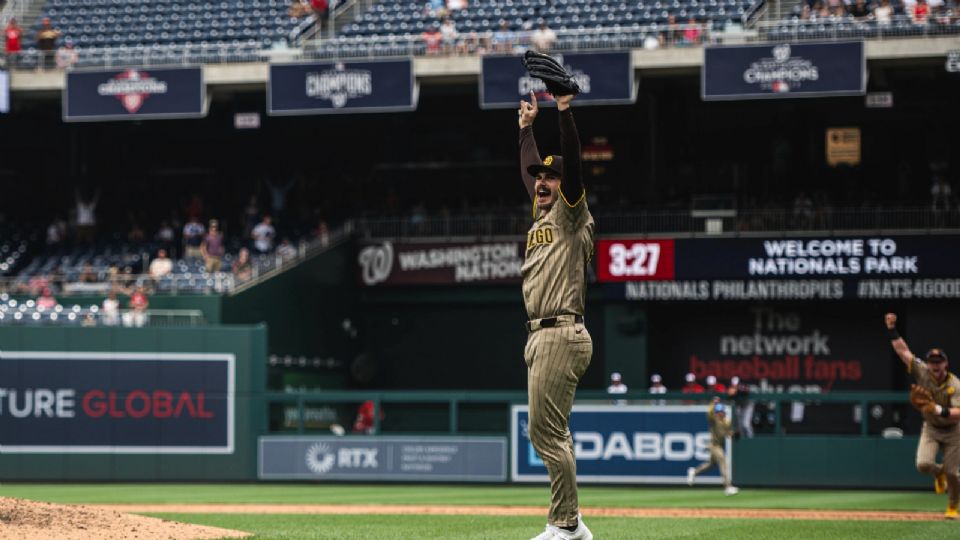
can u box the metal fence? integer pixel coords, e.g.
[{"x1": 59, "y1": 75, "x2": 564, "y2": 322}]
[{"x1": 754, "y1": 15, "x2": 960, "y2": 42}]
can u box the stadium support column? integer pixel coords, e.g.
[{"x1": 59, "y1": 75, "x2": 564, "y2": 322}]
[{"x1": 602, "y1": 304, "x2": 647, "y2": 394}]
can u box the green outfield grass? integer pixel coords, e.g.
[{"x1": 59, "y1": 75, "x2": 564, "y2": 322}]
[{"x1": 3, "y1": 484, "x2": 956, "y2": 539}]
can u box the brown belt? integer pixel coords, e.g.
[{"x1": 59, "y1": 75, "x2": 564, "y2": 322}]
[{"x1": 526, "y1": 314, "x2": 584, "y2": 332}]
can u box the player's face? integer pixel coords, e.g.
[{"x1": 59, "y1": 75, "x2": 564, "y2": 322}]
[
  {"x1": 927, "y1": 359, "x2": 948, "y2": 381},
  {"x1": 535, "y1": 172, "x2": 561, "y2": 210}
]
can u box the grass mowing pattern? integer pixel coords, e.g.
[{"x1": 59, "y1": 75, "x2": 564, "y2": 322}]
[
  {"x1": 148, "y1": 513, "x2": 960, "y2": 540},
  {"x1": 0, "y1": 484, "x2": 947, "y2": 512}
]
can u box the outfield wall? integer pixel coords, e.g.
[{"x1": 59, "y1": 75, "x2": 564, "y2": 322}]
[{"x1": 0, "y1": 325, "x2": 266, "y2": 481}]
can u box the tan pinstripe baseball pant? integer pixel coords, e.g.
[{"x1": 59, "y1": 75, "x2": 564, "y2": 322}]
[
  {"x1": 916, "y1": 422, "x2": 960, "y2": 506},
  {"x1": 524, "y1": 318, "x2": 592, "y2": 528}
]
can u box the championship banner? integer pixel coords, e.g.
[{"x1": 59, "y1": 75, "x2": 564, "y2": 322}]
[
  {"x1": 64, "y1": 67, "x2": 205, "y2": 121},
  {"x1": 259, "y1": 435, "x2": 506, "y2": 481},
  {"x1": 0, "y1": 351, "x2": 234, "y2": 453},
  {"x1": 702, "y1": 41, "x2": 865, "y2": 101},
  {"x1": 647, "y1": 304, "x2": 892, "y2": 393},
  {"x1": 600, "y1": 235, "x2": 960, "y2": 301},
  {"x1": 511, "y1": 405, "x2": 730, "y2": 484},
  {"x1": 481, "y1": 51, "x2": 635, "y2": 109},
  {"x1": 357, "y1": 241, "x2": 525, "y2": 286},
  {"x1": 269, "y1": 59, "x2": 417, "y2": 115}
]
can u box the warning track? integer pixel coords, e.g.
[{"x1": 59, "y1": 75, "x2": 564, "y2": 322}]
[{"x1": 91, "y1": 504, "x2": 946, "y2": 522}]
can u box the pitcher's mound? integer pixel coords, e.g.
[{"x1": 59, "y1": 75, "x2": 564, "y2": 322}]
[{"x1": 0, "y1": 496, "x2": 251, "y2": 540}]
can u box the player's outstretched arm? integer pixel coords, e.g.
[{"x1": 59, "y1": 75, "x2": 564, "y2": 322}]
[
  {"x1": 518, "y1": 91, "x2": 540, "y2": 201},
  {"x1": 556, "y1": 94, "x2": 583, "y2": 206},
  {"x1": 885, "y1": 313, "x2": 914, "y2": 368}
]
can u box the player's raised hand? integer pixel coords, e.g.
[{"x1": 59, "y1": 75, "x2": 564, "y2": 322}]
[
  {"x1": 885, "y1": 313, "x2": 897, "y2": 329},
  {"x1": 555, "y1": 93, "x2": 575, "y2": 111},
  {"x1": 518, "y1": 91, "x2": 538, "y2": 129}
]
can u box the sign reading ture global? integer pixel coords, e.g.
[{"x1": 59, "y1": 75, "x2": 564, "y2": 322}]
[
  {"x1": 512, "y1": 405, "x2": 730, "y2": 483},
  {"x1": 600, "y1": 235, "x2": 960, "y2": 301},
  {"x1": 0, "y1": 351, "x2": 234, "y2": 453},
  {"x1": 269, "y1": 59, "x2": 417, "y2": 115},
  {"x1": 357, "y1": 241, "x2": 525, "y2": 286},
  {"x1": 481, "y1": 51, "x2": 635, "y2": 109},
  {"x1": 259, "y1": 436, "x2": 506, "y2": 481},
  {"x1": 64, "y1": 67, "x2": 205, "y2": 121},
  {"x1": 702, "y1": 41, "x2": 865, "y2": 100}
]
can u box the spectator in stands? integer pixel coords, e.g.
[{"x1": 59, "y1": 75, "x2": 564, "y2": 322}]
[
  {"x1": 155, "y1": 220, "x2": 176, "y2": 255},
  {"x1": 682, "y1": 18, "x2": 702, "y2": 45},
  {"x1": 423, "y1": 23, "x2": 443, "y2": 55},
  {"x1": 682, "y1": 372, "x2": 704, "y2": 394},
  {"x1": 45, "y1": 216, "x2": 66, "y2": 247},
  {"x1": 35, "y1": 17, "x2": 61, "y2": 71},
  {"x1": 313, "y1": 219, "x2": 330, "y2": 247},
  {"x1": 447, "y1": 0, "x2": 467, "y2": 11},
  {"x1": 849, "y1": 0, "x2": 870, "y2": 19},
  {"x1": 607, "y1": 372, "x2": 628, "y2": 405},
  {"x1": 149, "y1": 249, "x2": 173, "y2": 282},
  {"x1": 530, "y1": 21, "x2": 557, "y2": 52},
  {"x1": 310, "y1": 0, "x2": 330, "y2": 23},
  {"x1": 75, "y1": 188, "x2": 99, "y2": 244},
  {"x1": 36, "y1": 287, "x2": 57, "y2": 310},
  {"x1": 252, "y1": 215, "x2": 276, "y2": 254},
  {"x1": 276, "y1": 238, "x2": 297, "y2": 261},
  {"x1": 352, "y1": 399, "x2": 384, "y2": 434},
  {"x1": 649, "y1": 374, "x2": 668, "y2": 394},
  {"x1": 201, "y1": 220, "x2": 225, "y2": 273},
  {"x1": 78, "y1": 262, "x2": 97, "y2": 283},
  {"x1": 5, "y1": 18, "x2": 22, "y2": 68},
  {"x1": 492, "y1": 21, "x2": 515, "y2": 53},
  {"x1": 101, "y1": 291, "x2": 120, "y2": 326},
  {"x1": 912, "y1": 0, "x2": 931, "y2": 22},
  {"x1": 123, "y1": 286, "x2": 149, "y2": 328},
  {"x1": 873, "y1": 0, "x2": 894, "y2": 24},
  {"x1": 727, "y1": 376, "x2": 754, "y2": 438},
  {"x1": 425, "y1": 0, "x2": 448, "y2": 19},
  {"x1": 800, "y1": 3, "x2": 812, "y2": 19},
  {"x1": 182, "y1": 216, "x2": 205, "y2": 259},
  {"x1": 288, "y1": 0, "x2": 312, "y2": 18},
  {"x1": 243, "y1": 195, "x2": 260, "y2": 239},
  {"x1": 663, "y1": 15, "x2": 679, "y2": 45},
  {"x1": 55, "y1": 40, "x2": 78, "y2": 69},
  {"x1": 705, "y1": 375, "x2": 726, "y2": 394},
  {"x1": 232, "y1": 247, "x2": 254, "y2": 282},
  {"x1": 460, "y1": 30, "x2": 486, "y2": 55},
  {"x1": 440, "y1": 18, "x2": 458, "y2": 55}
]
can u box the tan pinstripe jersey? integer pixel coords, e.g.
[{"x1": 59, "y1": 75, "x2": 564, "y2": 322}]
[
  {"x1": 909, "y1": 358, "x2": 960, "y2": 428},
  {"x1": 707, "y1": 407, "x2": 734, "y2": 447},
  {"x1": 521, "y1": 196, "x2": 595, "y2": 320}
]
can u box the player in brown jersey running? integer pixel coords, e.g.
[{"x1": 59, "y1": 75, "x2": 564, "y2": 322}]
[
  {"x1": 518, "y1": 91, "x2": 595, "y2": 540},
  {"x1": 885, "y1": 312, "x2": 960, "y2": 519}
]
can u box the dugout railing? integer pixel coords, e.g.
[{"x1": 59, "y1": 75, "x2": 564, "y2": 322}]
[{"x1": 267, "y1": 390, "x2": 911, "y2": 437}]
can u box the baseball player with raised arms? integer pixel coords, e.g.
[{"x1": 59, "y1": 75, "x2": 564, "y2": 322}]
[
  {"x1": 885, "y1": 312, "x2": 960, "y2": 519},
  {"x1": 518, "y1": 88, "x2": 595, "y2": 540},
  {"x1": 686, "y1": 396, "x2": 739, "y2": 495}
]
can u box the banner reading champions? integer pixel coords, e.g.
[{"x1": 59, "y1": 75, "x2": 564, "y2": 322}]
[
  {"x1": 481, "y1": 51, "x2": 635, "y2": 109},
  {"x1": 598, "y1": 235, "x2": 960, "y2": 301},
  {"x1": 357, "y1": 241, "x2": 525, "y2": 286},
  {"x1": 702, "y1": 41, "x2": 865, "y2": 100},
  {"x1": 512, "y1": 405, "x2": 729, "y2": 484},
  {"x1": 64, "y1": 66, "x2": 205, "y2": 121},
  {"x1": 269, "y1": 59, "x2": 417, "y2": 115},
  {"x1": 0, "y1": 351, "x2": 234, "y2": 453}
]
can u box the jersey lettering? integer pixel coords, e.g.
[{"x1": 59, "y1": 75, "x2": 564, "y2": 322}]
[{"x1": 526, "y1": 227, "x2": 555, "y2": 251}]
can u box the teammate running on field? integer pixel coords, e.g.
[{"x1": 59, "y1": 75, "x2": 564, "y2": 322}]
[
  {"x1": 885, "y1": 312, "x2": 960, "y2": 519},
  {"x1": 518, "y1": 90, "x2": 595, "y2": 540},
  {"x1": 687, "y1": 396, "x2": 739, "y2": 495}
]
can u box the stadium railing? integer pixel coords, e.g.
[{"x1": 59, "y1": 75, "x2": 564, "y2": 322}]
[
  {"x1": 754, "y1": 15, "x2": 960, "y2": 42},
  {"x1": 267, "y1": 389, "x2": 910, "y2": 437},
  {"x1": 0, "y1": 301, "x2": 205, "y2": 327}
]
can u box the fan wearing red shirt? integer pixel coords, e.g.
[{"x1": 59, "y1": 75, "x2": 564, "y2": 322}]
[{"x1": 5, "y1": 18, "x2": 22, "y2": 67}]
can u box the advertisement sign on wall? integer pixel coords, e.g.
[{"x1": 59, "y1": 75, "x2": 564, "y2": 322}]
[
  {"x1": 259, "y1": 436, "x2": 507, "y2": 481},
  {"x1": 702, "y1": 41, "x2": 865, "y2": 100},
  {"x1": 269, "y1": 59, "x2": 417, "y2": 115},
  {"x1": 64, "y1": 67, "x2": 206, "y2": 121},
  {"x1": 481, "y1": 51, "x2": 635, "y2": 109},
  {"x1": 357, "y1": 241, "x2": 525, "y2": 286},
  {"x1": 0, "y1": 351, "x2": 234, "y2": 453},
  {"x1": 511, "y1": 405, "x2": 729, "y2": 484}
]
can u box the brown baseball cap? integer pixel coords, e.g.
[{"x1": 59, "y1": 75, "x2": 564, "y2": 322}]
[
  {"x1": 925, "y1": 348, "x2": 948, "y2": 362},
  {"x1": 527, "y1": 155, "x2": 563, "y2": 178}
]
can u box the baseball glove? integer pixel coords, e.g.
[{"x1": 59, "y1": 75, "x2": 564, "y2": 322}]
[
  {"x1": 910, "y1": 384, "x2": 937, "y2": 414},
  {"x1": 521, "y1": 50, "x2": 580, "y2": 97}
]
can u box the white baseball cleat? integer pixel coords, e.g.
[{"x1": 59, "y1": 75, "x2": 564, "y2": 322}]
[
  {"x1": 530, "y1": 526, "x2": 557, "y2": 540},
  {"x1": 530, "y1": 517, "x2": 593, "y2": 540},
  {"x1": 686, "y1": 467, "x2": 695, "y2": 486},
  {"x1": 724, "y1": 486, "x2": 740, "y2": 496}
]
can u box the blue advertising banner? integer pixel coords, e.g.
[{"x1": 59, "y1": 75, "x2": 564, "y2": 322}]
[
  {"x1": 511, "y1": 405, "x2": 730, "y2": 483},
  {"x1": 64, "y1": 67, "x2": 205, "y2": 121},
  {"x1": 702, "y1": 41, "x2": 865, "y2": 100},
  {"x1": 269, "y1": 59, "x2": 417, "y2": 115},
  {"x1": 0, "y1": 351, "x2": 234, "y2": 453},
  {"x1": 481, "y1": 51, "x2": 635, "y2": 109},
  {"x1": 259, "y1": 435, "x2": 507, "y2": 481}
]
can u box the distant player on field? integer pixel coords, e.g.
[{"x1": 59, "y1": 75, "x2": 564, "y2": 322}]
[{"x1": 687, "y1": 397, "x2": 739, "y2": 495}]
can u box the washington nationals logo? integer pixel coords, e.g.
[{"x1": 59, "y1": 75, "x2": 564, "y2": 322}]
[
  {"x1": 358, "y1": 242, "x2": 394, "y2": 285},
  {"x1": 97, "y1": 69, "x2": 168, "y2": 113},
  {"x1": 772, "y1": 44, "x2": 791, "y2": 63},
  {"x1": 305, "y1": 63, "x2": 374, "y2": 108},
  {"x1": 305, "y1": 443, "x2": 336, "y2": 474}
]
